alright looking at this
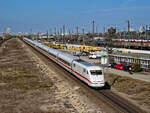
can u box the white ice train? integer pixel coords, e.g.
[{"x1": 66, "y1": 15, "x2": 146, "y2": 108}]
[{"x1": 23, "y1": 38, "x2": 105, "y2": 88}]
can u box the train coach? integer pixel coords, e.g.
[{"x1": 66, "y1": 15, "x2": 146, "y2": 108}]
[{"x1": 23, "y1": 38, "x2": 105, "y2": 88}]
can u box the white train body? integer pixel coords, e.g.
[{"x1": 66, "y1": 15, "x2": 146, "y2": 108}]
[{"x1": 23, "y1": 38, "x2": 105, "y2": 88}]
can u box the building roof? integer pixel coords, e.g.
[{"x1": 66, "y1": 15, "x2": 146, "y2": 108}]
[{"x1": 110, "y1": 53, "x2": 150, "y2": 61}]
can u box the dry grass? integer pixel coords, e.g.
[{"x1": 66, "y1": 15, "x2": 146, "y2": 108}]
[
  {"x1": 0, "y1": 38, "x2": 58, "y2": 113},
  {"x1": 106, "y1": 73, "x2": 150, "y2": 109}
]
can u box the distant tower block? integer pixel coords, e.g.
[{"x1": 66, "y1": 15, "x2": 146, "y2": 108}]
[{"x1": 5, "y1": 27, "x2": 11, "y2": 34}]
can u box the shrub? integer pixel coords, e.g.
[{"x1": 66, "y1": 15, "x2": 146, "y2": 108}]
[{"x1": 134, "y1": 64, "x2": 142, "y2": 72}]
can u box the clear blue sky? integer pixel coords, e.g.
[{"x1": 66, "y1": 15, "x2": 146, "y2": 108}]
[{"x1": 0, "y1": 0, "x2": 150, "y2": 33}]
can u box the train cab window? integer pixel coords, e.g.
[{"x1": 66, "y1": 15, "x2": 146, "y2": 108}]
[{"x1": 90, "y1": 70, "x2": 102, "y2": 75}]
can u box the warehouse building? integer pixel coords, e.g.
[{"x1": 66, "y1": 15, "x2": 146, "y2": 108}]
[{"x1": 109, "y1": 53, "x2": 150, "y2": 72}]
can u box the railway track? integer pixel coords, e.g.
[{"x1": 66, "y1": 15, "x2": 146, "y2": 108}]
[
  {"x1": 98, "y1": 90, "x2": 145, "y2": 113},
  {"x1": 22, "y1": 38, "x2": 146, "y2": 113}
]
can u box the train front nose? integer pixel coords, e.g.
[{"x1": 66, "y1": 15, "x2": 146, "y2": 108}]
[
  {"x1": 90, "y1": 75, "x2": 105, "y2": 87},
  {"x1": 89, "y1": 70, "x2": 105, "y2": 87}
]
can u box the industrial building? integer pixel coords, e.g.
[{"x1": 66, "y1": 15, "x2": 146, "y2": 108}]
[{"x1": 109, "y1": 53, "x2": 150, "y2": 72}]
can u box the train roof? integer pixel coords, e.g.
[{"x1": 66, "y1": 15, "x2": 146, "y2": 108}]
[
  {"x1": 110, "y1": 53, "x2": 150, "y2": 60},
  {"x1": 58, "y1": 52, "x2": 79, "y2": 63},
  {"x1": 75, "y1": 60, "x2": 94, "y2": 67},
  {"x1": 75, "y1": 59, "x2": 101, "y2": 70}
]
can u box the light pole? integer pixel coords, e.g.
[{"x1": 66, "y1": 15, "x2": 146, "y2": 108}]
[
  {"x1": 127, "y1": 20, "x2": 131, "y2": 49},
  {"x1": 82, "y1": 27, "x2": 85, "y2": 45}
]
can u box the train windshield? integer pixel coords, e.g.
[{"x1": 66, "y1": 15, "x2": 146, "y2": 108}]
[{"x1": 90, "y1": 70, "x2": 102, "y2": 75}]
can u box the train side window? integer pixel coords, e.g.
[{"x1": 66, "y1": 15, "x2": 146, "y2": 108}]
[
  {"x1": 73, "y1": 64, "x2": 76, "y2": 67},
  {"x1": 83, "y1": 69, "x2": 86, "y2": 73},
  {"x1": 87, "y1": 71, "x2": 88, "y2": 74}
]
